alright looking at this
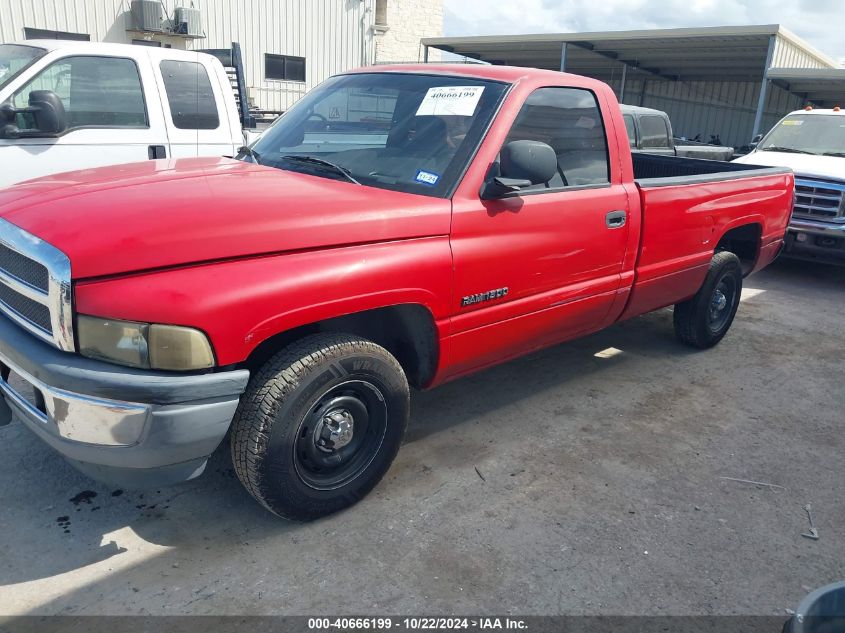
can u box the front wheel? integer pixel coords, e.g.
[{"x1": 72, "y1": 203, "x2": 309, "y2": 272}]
[
  {"x1": 230, "y1": 333, "x2": 410, "y2": 521},
  {"x1": 673, "y1": 251, "x2": 743, "y2": 349}
]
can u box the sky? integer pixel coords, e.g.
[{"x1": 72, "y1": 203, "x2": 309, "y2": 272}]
[{"x1": 443, "y1": 0, "x2": 845, "y2": 67}]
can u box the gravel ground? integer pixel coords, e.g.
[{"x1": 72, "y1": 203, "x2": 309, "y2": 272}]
[{"x1": 0, "y1": 258, "x2": 843, "y2": 616}]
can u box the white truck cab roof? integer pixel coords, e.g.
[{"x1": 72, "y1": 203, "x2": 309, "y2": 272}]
[{"x1": 20, "y1": 39, "x2": 210, "y2": 62}]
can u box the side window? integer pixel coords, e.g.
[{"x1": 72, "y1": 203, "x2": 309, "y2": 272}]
[
  {"x1": 623, "y1": 114, "x2": 636, "y2": 148},
  {"x1": 639, "y1": 115, "x2": 671, "y2": 149},
  {"x1": 503, "y1": 87, "x2": 610, "y2": 190},
  {"x1": 12, "y1": 56, "x2": 147, "y2": 130},
  {"x1": 159, "y1": 60, "x2": 220, "y2": 130}
]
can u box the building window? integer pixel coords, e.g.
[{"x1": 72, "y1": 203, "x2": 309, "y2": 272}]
[
  {"x1": 159, "y1": 60, "x2": 220, "y2": 130},
  {"x1": 375, "y1": 0, "x2": 388, "y2": 26},
  {"x1": 24, "y1": 27, "x2": 90, "y2": 41},
  {"x1": 265, "y1": 54, "x2": 305, "y2": 82}
]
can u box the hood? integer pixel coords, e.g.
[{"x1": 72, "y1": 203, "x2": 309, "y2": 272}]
[
  {"x1": 0, "y1": 157, "x2": 450, "y2": 279},
  {"x1": 734, "y1": 150, "x2": 845, "y2": 183}
]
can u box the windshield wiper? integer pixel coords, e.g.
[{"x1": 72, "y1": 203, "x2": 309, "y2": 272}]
[
  {"x1": 759, "y1": 146, "x2": 818, "y2": 155},
  {"x1": 279, "y1": 155, "x2": 361, "y2": 185},
  {"x1": 821, "y1": 151, "x2": 845, "y2": 158},
  {"x1": 237, "y1": 146, "x2": 263, "y2": 164}
]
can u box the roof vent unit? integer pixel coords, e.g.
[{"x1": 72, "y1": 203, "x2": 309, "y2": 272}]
[
  {"x1": 130, "y1": 0, "x2": 164, "y2": 32},
  {"x1": 174, "y1": 7, "x2": 203, "y2": 37}
]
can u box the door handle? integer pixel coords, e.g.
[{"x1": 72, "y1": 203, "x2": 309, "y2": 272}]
[
  {"x1": 148, "y1": 145, "x2": 167, "y2": 160},
  {"x1": 605, "y1": 210, "x2": 627, "y2": 229}
]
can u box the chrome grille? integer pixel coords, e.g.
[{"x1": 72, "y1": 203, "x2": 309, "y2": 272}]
[
  {"x1": 0, "y1": 219, "x2": 74, "y2": 351},
  {"x1": 0, "y1": 284, "x2": 51, "y2": 332},
  {"x1": 0, "y1": 243, "x2": 49, "y2": 290},
  {"x1": 793, "y1": 179, "x2": 845, "y2": 222}
]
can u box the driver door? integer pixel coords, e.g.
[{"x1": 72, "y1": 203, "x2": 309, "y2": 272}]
[{"x1": 447, "y1": 86, "x2": 631, "y2": 377}]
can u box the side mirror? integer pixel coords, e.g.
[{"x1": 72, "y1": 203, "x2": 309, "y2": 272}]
[
  {"x1": 28, "y1": 90, "x2": 67, "y2": 136},
  {"x1": 0, "y1": 91, "x2": 67, "y2": 140},
  {"x1": 0, "y1": 102, "x2": 15, "y2": 123},
  {"x1": 481, "y1": 140, "x2": 558, "y2": 199},
  {"x1": 0, "y1": 123, "x2": 21, "y2": 140},
  {"x1": 749, "y1": 133, "x2": 763, "y2": 149}
]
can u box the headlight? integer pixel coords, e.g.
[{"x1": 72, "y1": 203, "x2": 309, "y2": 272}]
[{"x1": 77, "y1": 315, "x2": 215, "y2": 371}]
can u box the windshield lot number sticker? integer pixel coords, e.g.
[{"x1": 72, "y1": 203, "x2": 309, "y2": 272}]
[
  {"x1": 416, "y1": 86, "x2": 485, "y2": 116},
  {"x1": 415, "y1": 170, "x2": 440, "y2": 186}
]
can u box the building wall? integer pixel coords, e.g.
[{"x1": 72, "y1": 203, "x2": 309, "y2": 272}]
[
  {"x1": 772, "y1": 36, "x2": 832, "y2": 70},
  {"x1": 0, "y1": 0, "x2": 380, "y2": 111},
  {"x1": 373, "y1": 0, "x2": 443, "y2": 63}
]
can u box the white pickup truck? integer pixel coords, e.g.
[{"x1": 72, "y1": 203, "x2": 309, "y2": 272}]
[
  {"x1": 0, "y1": 40, "x2": 260, "y2": 189},
  {"x1": 734, "y1": 107, "x2": 845, "y2": 264}
]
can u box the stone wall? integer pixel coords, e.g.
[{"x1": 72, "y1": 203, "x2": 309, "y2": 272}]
[{"x1": 373, "y1": 0, "x2": 443, "y2": 64}]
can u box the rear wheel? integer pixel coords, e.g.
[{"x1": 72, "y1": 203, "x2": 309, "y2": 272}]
[
  {"x1": 231, "y1": 333, "x2": 409, "y2": 521},
  {"x1": 673, "y1": 251, "x2": 743, "y2": 349}
]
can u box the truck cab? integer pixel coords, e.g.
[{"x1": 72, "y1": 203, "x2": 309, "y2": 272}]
[
  {"x1": 0, "y1": 40, "x2": 246, "y2": 188},
  {"x1": 734, "y1": 107, "x2": 845, "y2": 264}
]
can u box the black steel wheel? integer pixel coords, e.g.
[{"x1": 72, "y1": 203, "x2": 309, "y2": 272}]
[
  {"x1": 674, "y1": 250, "x2": 743, "y2": 349},
  {"x1": 293, "y1": 379, "x2": 388, "y2": 491},
  {"x1": 231, "y1": 333, "x2": 409, "y2": 521}
]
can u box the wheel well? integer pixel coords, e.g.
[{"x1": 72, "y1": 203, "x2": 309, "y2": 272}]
[
  {"x1": 242, "y1": 305, "x2": 439, "y2": 389},
  {"x1": 716, "y1": 223, "x2": 761, "y2": 275}
]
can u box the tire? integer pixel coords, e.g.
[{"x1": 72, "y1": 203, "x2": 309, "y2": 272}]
[
  {"x1": 231, "y1": 333, "x2": 410, "y2": 521},
  {"x1": 673, "y1": 251, "x2": 743, "y2": 349}
]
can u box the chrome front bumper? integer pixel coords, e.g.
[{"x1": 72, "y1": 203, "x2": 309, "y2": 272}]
[
  {"x1": 1, "y1": 353, "x2": 149, "y2": 446},
  {"x1": 790, "y1": 217, "x2": 845, "y2": 236},
  {"x1": 0, "y1": 315, "x2": 249, "y2": 487},
  {"x1": 785, "y1": 219, "x2": 845, "y2": 263}
]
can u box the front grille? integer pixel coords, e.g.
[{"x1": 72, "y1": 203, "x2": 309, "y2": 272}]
[
  {"x1": 0, "y1": 283, "x2": 52, "y2": 333},
  {"x1": 793, "y1": 179, "x2": 845, "y2": 222},
  {"x1": 0, "y1": 243, "x2": 49, "y2": 291},
  {"x1": 0, "y1": 219, "x2": 73, "y2": 350}
]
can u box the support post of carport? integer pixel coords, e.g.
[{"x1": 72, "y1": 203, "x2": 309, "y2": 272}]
[
  {"x1": 620, "y1": 63, "x2": 628, "y2": 103},
  {"x1": 423, "y1": 45, "x2": 429, "y2": 63},
  {"x1": 559, "y1": 42, "x2": 568, "y2": 72},
  {"x1": 752, "y1": 35, "x2": 777, "y2": 140}
]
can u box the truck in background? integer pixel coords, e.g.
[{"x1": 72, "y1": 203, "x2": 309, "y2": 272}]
[
  {"x1": 0, "y1": 40, "x2": 261, "y2": 189},
  {"x1": 734, "y1": 107, "x2": 845, "y2": 264},
  {"x1": 621, "y1": 104, "x2": 735, "y2": 161}
]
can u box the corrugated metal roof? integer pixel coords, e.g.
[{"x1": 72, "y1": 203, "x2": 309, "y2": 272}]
[{"x1": 423, "y1": 24, "x2": 840, "y2": 83}]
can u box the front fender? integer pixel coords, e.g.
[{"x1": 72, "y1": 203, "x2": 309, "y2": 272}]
[{"x1": 74, "y1": 237, "x2": 453, "y2": 366}]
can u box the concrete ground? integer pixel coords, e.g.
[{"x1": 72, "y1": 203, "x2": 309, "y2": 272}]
[{"x1": 0, "y1": 258, "x2": 843, "y2": 616}]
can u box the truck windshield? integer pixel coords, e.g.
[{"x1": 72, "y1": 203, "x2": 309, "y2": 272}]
[
  {"x1": 0, "y1": 44, "x2": 47, "y2": 92},
  {"x1": 758, "y1": 114, "x2": 845, "y2": 157},
  {"x1": 248, "y1": 72, "x2": 509, "y2": 197}
]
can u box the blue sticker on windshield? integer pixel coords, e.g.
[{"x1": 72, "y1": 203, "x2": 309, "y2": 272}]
[{"x1": 415, "y1": 170, "x2": 440, "y2": 186}]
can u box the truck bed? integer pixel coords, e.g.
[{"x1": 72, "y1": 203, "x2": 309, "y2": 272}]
[
  {"x1": 631, "y1": 153, "x2": 785, "y2": 184},
  {"x1": 620, "y1": 153, "x2": 793, "y2": 321}
]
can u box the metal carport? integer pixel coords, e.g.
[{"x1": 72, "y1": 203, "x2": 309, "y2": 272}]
[
  {"x1": 767, "y1": 69, "x2": 845, "y2": 108},
  {"x1": 422, "y1": 25, "x2": 841, "y2": 146}
]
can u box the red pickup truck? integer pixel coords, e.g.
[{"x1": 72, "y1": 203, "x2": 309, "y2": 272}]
[{"x1": 0, "y1": 65, "x2": 792, "y2": 520}]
